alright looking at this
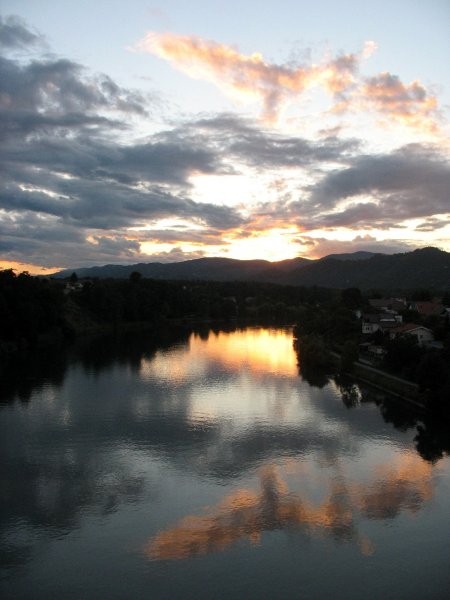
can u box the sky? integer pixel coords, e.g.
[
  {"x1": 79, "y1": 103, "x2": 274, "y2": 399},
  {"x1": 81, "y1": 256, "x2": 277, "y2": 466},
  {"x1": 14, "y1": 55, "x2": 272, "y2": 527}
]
[{"x1": 1, "y1": 1, "x2": 449, "y2": 274}]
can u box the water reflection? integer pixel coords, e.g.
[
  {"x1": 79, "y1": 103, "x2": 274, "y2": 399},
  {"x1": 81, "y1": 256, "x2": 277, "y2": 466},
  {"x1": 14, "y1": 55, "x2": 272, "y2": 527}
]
[
  {"x1": 145, "y1": 448, "x2": 435, "y2": 561},
  {"x1": 145, "y1": 464, "x2": 365, "y2": 561},
  {"x1": 1, "y1": 326, "x2": 449, "y2": 598}
]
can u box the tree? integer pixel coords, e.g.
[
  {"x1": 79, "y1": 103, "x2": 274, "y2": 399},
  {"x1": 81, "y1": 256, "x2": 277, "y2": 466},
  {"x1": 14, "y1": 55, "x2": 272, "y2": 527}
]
[
  {"x1": 340, "y1": 340, "x2": 358, "y2": 373},
  {"x1": 129, "y1": 271, "x2": 142, "y2": 283},
  {"x1": 411, "y1": 289, "x2": 432, "y2": 301},
  {"x1": 384, "y1": 336, "x2": 423, "y2": 378},
  {"x1": 341, "y1": 287, "x2": 362, "y2": 309},
  {"x1": 416, "y1": 351, "x2": 448, "y2": 393}
]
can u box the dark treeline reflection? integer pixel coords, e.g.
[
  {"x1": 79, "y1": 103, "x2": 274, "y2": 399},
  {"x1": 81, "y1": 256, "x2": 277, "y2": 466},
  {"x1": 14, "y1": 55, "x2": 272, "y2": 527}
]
[
  {"x1": 0, "y1": 325, "x2": 193, "y2": 405},
  {"x1": 295, "y1": 346, "x2": 450, "y2": 464},
  {"x1": 0, "y1": 343, "x2": 69, "y2": 405}
]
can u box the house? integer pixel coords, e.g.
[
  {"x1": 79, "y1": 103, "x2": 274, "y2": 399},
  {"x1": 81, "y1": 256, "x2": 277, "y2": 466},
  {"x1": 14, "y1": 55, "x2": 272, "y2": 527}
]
[
  {"x1": 361, "y1": 313, "x2": 401, "y2": 334},
  {"x1": 369, "y1": 298, "x2": 407, "y2": 312},
  {"x1": 64, "y1": 281, "x2": 83, "y2": 294},
  {"x1": 389, "y1": 323, "x2": 434, "y2": 346},
  {"x1": 362, "y1": 314, "x2": 382, "y2": 334},
  {"x1": 408, "y1": 301, "x2": 444, "y2": 317}
]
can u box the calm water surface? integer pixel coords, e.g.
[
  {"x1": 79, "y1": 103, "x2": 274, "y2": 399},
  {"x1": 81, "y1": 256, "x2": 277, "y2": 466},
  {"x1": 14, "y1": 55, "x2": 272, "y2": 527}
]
[{"x1": 1, "y1": 326, "x2": 449, "y2": 599}]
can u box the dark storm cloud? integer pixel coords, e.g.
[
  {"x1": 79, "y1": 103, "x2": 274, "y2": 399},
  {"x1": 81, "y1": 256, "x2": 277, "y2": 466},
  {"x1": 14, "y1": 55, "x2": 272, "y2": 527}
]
[
  {"x1": 0, "y1": 212, "x2": 83, "y2": 245},
  {"x1": 295, "y1": 144, "x2": 450, "y2": 229},
  {"x1": 309, "y1": 145, "x2": 449, "y2": 207},
  {"x1": 311, "y1": 202, "x2": 389, "y2": 229},
  {"x1": 182, "y1": 113, "x2": 360, "y2": 168},
  {"x1": 0, "y1": 177, "x2": 244, "y2": 231},
  {"x1": 0, "y1": 18, "x2": 246, "y2": 267},
  {"x1": 0, "y1": 54, "x2": 147, "y2": 128},
  {"x1": 230, "y1": 130, "x2": 358, "y2": 168},
  {"x1": 100, "y1": 139, "x2": 224, "y2": 185},
  {"x1": 0, "y1": 211, "x2": 143, "y2": 268},
  {"x1": 414, "y1": 216, "x2": 450, "y2": 232},
  {"x1": 2, "y1": 122, "x2": 224, "y2": 187},
  {"x1": 0, "y1": 108, "x2": 119, "y2": 138}
]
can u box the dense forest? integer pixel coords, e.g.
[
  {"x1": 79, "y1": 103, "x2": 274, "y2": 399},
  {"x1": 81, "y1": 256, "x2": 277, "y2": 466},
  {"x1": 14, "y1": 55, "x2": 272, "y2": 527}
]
[{"x1": 0, "y1": 268, "x2": 334, "y2": 351}]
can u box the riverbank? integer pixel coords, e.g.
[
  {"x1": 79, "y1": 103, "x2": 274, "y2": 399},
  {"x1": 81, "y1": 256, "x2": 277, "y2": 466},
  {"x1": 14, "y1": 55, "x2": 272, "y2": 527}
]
[
  {"x1": 346, "y1": 357, "x2": 425, "y2": 409},
  {"x1": 329, "y1": 349, "x2": 426, "y2": 409}
]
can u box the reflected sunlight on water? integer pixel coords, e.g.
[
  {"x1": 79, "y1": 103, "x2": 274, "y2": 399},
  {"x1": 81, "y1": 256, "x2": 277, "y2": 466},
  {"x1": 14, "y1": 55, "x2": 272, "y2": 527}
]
[{"x1": 140, "y1": 327, "x2": 299, "y2": 384}]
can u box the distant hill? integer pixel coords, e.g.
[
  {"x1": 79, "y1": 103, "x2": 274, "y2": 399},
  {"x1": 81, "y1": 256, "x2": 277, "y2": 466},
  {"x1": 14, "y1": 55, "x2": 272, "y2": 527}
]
[
  {"x1": 54, "y1": 247, "x2": 450, "y2": 290},
  {"x1": 56, "y1": 256, "x2": 312, "y2": 282},
  {"x1": 322, "y1": 251, "x2": 380, "y2": 261}
]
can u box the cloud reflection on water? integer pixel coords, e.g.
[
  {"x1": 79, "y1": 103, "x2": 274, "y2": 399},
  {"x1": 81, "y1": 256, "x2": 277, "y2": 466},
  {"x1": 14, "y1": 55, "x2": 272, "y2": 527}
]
[{"x1": 145, "y1": 450, "x2": 434, "y2": 561}]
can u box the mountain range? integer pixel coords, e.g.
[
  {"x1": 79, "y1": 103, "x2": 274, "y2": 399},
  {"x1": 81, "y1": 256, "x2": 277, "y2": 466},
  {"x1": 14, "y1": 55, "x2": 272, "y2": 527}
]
[{"x1": 55, "y1": 247, "x2": 450, "y2": 290}]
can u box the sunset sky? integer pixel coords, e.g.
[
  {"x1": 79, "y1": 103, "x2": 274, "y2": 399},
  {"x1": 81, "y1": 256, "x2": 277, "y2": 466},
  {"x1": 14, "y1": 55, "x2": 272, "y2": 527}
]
[{"x1": 1, "y1": 1, "x2": 449, "y2": 274}]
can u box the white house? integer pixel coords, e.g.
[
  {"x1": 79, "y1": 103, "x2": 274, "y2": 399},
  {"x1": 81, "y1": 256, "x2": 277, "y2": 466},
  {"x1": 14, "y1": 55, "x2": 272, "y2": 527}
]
[{"x1": 389, "y1": 324, "x2": 434, "y2": 346}]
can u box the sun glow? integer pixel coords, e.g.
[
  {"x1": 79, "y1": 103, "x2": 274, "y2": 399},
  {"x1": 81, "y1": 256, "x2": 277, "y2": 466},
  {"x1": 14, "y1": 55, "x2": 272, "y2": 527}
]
[
  {"x1": 0, "y1": 260, "x2": 62, "y2": 276},
  {"x1": 224, "y1": 227, "x2": 302, "y2": 262}
]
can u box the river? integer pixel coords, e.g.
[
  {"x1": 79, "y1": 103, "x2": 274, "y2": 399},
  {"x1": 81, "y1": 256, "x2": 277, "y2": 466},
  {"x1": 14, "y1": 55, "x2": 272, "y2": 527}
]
[{"x1": 1, "y1": 325, "x2": 449, "y2": 599}]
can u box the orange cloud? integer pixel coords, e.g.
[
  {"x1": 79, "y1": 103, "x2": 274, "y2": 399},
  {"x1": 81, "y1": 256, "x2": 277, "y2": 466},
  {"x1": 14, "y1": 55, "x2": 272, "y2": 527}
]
[
  {"x1": 137, "y1": 33, "x2": 442, "y2": 133},
  {"x1": 137, "y1": 33, "x2": 358, "y2": 122},
  {"x1": 359, "y1": 72, "x2": 439, "y2": 133},
  {"x1": 351, "y1": 452, "x2": 433, "y2": 519}
]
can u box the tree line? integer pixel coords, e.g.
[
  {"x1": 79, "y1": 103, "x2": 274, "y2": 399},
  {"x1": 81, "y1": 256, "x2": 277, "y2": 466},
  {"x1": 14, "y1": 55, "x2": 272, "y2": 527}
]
[{"x1": 0, "y1": 269, "x2": 335, "y2": 353}]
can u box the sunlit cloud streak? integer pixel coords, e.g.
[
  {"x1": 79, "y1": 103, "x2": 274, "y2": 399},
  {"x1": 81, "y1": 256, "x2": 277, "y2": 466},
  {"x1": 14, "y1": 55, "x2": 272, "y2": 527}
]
[
  {"x1": 137, "y1": 33, "x2": 360, "y2": 122},
  {"x1": 137, "y1": 33, "x2": 441, "y2": 132}
]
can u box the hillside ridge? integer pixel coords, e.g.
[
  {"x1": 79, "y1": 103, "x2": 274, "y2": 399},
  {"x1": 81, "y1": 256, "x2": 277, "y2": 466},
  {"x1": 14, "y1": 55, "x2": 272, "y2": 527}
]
[{"x1": 54, "y1": 247, "x2": 450, "y2": 290}]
